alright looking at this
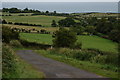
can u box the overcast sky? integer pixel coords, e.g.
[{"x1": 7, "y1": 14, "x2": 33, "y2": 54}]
[{"x1": 1, "y1": 0, "x2": 120, "y2": 2}]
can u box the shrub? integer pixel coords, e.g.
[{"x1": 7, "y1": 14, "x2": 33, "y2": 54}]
[
  {"x1": 51, "y1": 20, "x2": 57, "y2": 27},
  {"x1": 49, "y1": 48, "x2": 118, "y2": 67},
  {"x1": 2, "y1": 26, "x2": 19, "y2": 43},
  {"x1": 101, "y1": 64, "x2": 118, "y2": 72},
  {"x1": 91, "y1": 54, "x2": 107, "y2": 64},
  {"x1": 58, "y1": 17, "x2": 76, "y2": 27},
  {"x1": 73, "y1": 42, "x2": 82, "y2": 49},
  {"x1": 40, "y1": 29, "x2": 46, "y2": 34},
  {"x1": 72, "y1": 50, "x2": 97, "y2": 61},
  {"x1": 8, "y1": 22, "x2": 13, "y2": 24},
  {"x1": 59, "y1": 48, "x2": 74, "y2": 57},
  {"x1": 51, "y1": 48, "x2": 97, "y2": 61},
  {"x1": 2, "y1": 19, "x2": 7, "y2": 24},
  {"x1": 10, "y1": 40, "x2": 22, "y2": 48},
  {"x1": 105, "y1": 54, "x2": 118, "y2": 66},
  {"x1": 18, "y1": 14, "x2": 25, "y2": 16}
]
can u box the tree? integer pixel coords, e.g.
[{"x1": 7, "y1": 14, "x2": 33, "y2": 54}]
[
  {"x1": 86, "y1": 17, "x2": 97, "y2": 26},
  {"x1": 2, "y1": 8, "x2": 9, "y2": 12},
  {"x1": 53, "y1": 28, "x2": 77, "y2": 48},
  {"x1": 46, "y1": 11, "x2": 49, "y2": 14},
  {"x1": 109, "y1": 30, "x2": 120, "y2": 42},
  {"x1": 9, "y1": 8, "x2": 21, "y2": 13},
  {"x1": 53, "y1": 11, "x2": 56, "y2": 14},
  {"x1": 108, "y1": 21, "x2": 120, "y2": 42},
  {"x1": 2, "y1": 26, "x2": 19, "y2": 43},
  {"x1": 70, "y1": 26, "x2": 85, "y2": 35},
  {"x1": 2, "y1": 20, "x2": 7, "y2": 24},
  {"x1": 51, "y1": 20, "x2": 57, "y2": 27},
  {"x1": 108, "y1": 17, "x2": 116, "y2": 22},
  {"x1": 85, "y1": 26, "x2": 96, "y2": 35},
  {"x1": 58, "y1": 17, "x2": 76, "y2": 27}
]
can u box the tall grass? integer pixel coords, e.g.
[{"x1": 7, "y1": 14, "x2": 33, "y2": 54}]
[
  {"x1": 2, "y1": 43, "x2": 45, "y2": 78},
  {"x1": 2, "y1": 44, "x2": 18, "y2": 78},
  {"x1": 45, "y1": 48, "x2": 118, "y2": 72}
]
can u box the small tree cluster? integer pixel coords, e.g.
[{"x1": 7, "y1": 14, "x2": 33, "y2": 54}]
[
  {"x1": 2, "y1": 26, "x2": 19, "y2": 43},
  {"x1": 51, "y1": 20, "x2": 57, "y2": 27},
  {"x1": 58, "y1": 17, "x2": 76, "y2": 27},
  {"x1": 53, "y1": 28, "x2": 77, "y2": 48}
]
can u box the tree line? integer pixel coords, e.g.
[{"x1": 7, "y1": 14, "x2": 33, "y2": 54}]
[
  {"x1": 1, "y1": 19, "x2": 43, "y2": 27},
  {"x1": 2, "y1": 8, "x2": 69, "y2": 17}
]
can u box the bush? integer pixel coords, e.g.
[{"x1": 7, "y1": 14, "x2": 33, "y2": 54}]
[
  {"x1": 58, "y1": 17, "x2": 76, "y2": 27},
  {"x1": 2, "y1": 26, "x2": 19, "y2": 43},
  {"x1": 8, "y1": 22, "x2": 13, "y2": 24},
  {"x1": 51, "y1": 48, "x2": 97, "y2": 61},
  {"x1": 18, "y1": 14, "x2": 25, "y2": 16},
  {"x1": 105, "y1": 54, "x2": 118, "y2": 66},
  {"x1": 91, "y1": 54, "x2": 107, "y2": 64},
  {"x1": 40, "y1": 29, "x2": 46, "y2": 34},
  {"x1": 2, "y1": 44, "x2": 17, "y2": 78},
  {"x1": 2, "y1": 19, "x2": 7, "y2": 24},
  {"x1": 73, "y1": 42, "x2": 82, "y2": 49},
  {"x1": 10, "y1": 40, "x2": 22, "y2": 48},
  {"x1": 72, "y1": 50, "x2": 97, "y2": 61},
  {"x1": 101, "y1": 64, "x2": 118, "y2": 72},
  {"x1": 49, "y1": 48, "x2": 118, "y2": 67},
  {"x1": 53, "y1": 28, "x2": 77, "y2": 48}
]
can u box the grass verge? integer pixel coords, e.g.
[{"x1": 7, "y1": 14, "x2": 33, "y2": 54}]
[
  {"x1": 15, "y1": 56, "x2": 45, "y2": 78},
  {"x1": 3, "y1": 44, "x2": 45, "y2": 78},
  {"x1": 35, "y1": 49, "x2": 119, "y2": 79}
]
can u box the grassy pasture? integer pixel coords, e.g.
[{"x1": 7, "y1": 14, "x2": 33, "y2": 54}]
[
  {"x1": 20, "y1": 33, "x2": 53, "y2": 45},
  {"x1": 20, "y1": 33, "x2": 118, "y2": 53},
  {"x1": 2, "y1": 15, "x2": 66, "y2": 27},
  {"x1": 77, "y1": 35, "x2": 118, "y2": 53}
]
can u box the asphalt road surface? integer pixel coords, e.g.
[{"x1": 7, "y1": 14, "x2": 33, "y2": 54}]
[{"x1": 16, "y1": 50, "x2": 105, "y2": 78}]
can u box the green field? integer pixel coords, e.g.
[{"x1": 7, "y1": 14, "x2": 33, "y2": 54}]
[
  {"x1": 20, "y1": 33, "x2": 53, "y2": 45},
  {"x1": 2, "y1": 15, "x2": 65, "y2": 27},
  {"x1": 77, "y1": 36, "x2": 118, "y2": 53},
  {"x1": 20, "y1": 33, "x2": 118, "y2": 53}
]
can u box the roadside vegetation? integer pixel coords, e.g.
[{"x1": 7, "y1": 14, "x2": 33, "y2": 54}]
[
  {"x1": 2, "y1": 26, "x2": 45, "y2": 78},
  {"x1": 35, "y1": 49, "x2": 118, "y2": 79},
  {"x1": 3, "y1": 44, "x2": 45, "y2": 78}
]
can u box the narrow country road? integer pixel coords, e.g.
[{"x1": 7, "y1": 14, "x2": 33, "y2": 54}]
[{"x1": 16, "y1": 50, "x2": 104, "y2": 78}]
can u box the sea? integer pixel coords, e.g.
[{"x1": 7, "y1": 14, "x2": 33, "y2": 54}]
[{"x1": 1, "y1": 2, "x2": 119, "y2": 13}]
